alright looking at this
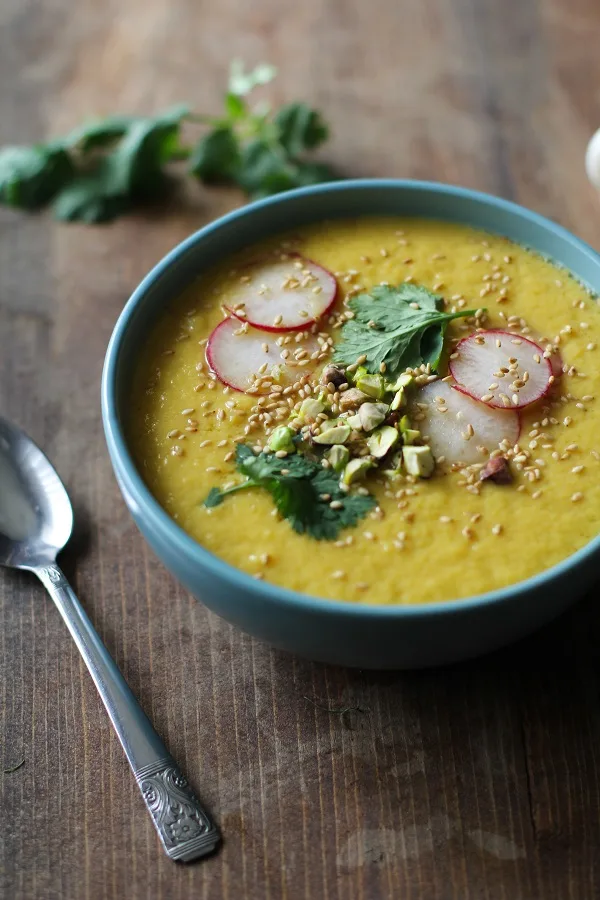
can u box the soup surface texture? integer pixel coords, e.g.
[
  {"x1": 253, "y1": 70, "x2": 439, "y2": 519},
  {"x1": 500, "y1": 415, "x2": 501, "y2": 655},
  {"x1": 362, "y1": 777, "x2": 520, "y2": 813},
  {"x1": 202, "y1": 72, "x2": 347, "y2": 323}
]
[{"x1": 130, "y1": 218, "x2": 600, "y2": 605}]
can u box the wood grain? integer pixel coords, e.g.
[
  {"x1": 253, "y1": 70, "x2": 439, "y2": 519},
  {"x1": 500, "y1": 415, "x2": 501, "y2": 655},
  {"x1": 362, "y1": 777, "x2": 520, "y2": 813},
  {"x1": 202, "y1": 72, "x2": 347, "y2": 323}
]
[{"x1": 2, "y1": 0, "x2": 600, "y2": 897}]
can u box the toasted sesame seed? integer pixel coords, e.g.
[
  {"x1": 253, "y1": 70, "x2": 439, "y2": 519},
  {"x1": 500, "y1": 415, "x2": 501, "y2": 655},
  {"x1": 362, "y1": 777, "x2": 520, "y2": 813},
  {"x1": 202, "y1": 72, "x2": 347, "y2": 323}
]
[{"x1": 462, "y1": 526, "x2": 474, "y2": 540}]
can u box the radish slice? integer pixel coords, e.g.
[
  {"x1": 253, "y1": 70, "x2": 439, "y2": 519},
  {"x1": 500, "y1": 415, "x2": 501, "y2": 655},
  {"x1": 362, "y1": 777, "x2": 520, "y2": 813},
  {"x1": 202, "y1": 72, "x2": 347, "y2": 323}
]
[
  {"x1": 414, "y1": 380, "x2": 520, "y2": 466},
  {"x1": 225, "y1": 255, "x2": 337, "y2": 332},
  {"x1": 206, "y1": 317, "x2": 324, "y2": 392},
  {"x1": 449, "y1": 330, "x2": 552, "y2": 410}
]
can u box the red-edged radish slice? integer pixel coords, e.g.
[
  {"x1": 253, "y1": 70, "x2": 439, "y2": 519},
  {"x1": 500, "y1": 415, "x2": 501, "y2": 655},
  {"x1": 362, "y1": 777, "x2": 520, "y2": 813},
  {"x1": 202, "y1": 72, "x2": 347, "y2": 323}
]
[
  {"x1": 414, "y1": 380, "x2": 520, "y2": 466},
  {"x1": 206, "y1": 317, "x2": 323, "y2": 392},
  {"x1": 225, "y1": 256, "x2": 337, "y2": 332},
  {"x1": 449, "y1": 330, "x2": 552, "y2": 410}
]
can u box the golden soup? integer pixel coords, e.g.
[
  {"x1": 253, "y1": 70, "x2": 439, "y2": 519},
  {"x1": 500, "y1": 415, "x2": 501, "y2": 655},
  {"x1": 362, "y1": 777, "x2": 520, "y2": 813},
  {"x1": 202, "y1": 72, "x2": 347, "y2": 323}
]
[{"x1": 129, "y1": 218, "x2": 600, "y2": 605}]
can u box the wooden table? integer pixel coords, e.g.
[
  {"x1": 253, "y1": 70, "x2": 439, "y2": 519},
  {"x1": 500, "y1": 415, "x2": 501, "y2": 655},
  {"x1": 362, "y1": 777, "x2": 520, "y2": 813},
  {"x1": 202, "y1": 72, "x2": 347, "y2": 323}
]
[{"x1": 2, "y1": 0, "x2": 600, "y2": 897}]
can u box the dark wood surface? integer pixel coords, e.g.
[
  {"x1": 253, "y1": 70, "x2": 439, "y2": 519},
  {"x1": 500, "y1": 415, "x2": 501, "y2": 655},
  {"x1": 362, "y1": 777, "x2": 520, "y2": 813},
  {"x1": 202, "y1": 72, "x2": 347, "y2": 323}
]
[{"x1": 2, "y1": 0, "x2": 600, "y2": 897}]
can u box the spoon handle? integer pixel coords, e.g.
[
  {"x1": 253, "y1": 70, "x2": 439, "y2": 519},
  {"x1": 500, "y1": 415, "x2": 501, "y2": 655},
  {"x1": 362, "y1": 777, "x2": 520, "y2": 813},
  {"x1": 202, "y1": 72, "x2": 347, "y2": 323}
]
[{"x1": 35, "y1": 563, "x2": 220, "y2": 862}]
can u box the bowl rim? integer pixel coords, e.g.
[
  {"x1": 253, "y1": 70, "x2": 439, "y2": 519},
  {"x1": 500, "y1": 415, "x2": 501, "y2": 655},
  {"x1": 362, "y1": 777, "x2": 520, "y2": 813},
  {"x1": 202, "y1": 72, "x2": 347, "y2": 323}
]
[{"x1": 102, "y1": 178, "x2": 600, "y2": 619}]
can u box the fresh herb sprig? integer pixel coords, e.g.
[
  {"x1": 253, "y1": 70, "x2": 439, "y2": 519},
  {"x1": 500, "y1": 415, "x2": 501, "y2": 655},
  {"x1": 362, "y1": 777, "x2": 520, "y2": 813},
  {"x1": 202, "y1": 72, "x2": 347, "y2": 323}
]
[
  {"x1": 333, "y1": 283, "x2": 478, "y2": 377},
  {"x1": 0, "y1": 62, "x2": 335, "y2": 224},
  {"x1": 205, "y1": 444, "x2": 375, "y2": 540}
]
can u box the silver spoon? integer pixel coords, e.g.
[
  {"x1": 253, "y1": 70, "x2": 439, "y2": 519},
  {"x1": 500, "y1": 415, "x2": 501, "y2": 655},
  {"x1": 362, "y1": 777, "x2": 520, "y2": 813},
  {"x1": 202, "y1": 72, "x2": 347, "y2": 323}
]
[{"x1": 0, "y1": 416, "x2": 219, "y2": 862}]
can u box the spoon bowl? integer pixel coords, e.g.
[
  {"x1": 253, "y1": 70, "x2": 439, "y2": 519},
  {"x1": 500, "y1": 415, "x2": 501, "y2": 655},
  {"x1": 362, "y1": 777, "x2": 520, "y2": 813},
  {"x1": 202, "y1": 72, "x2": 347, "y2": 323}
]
[{"x1": 0, "y1": 418, "x2": 73, "y2": 569}]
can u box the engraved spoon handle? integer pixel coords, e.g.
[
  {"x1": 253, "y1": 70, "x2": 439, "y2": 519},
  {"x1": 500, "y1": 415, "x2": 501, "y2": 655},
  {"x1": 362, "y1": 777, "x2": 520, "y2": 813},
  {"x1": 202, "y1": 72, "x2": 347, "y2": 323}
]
[{"x1": 35, "y1": 563, "x2": 220, "y2": 862}]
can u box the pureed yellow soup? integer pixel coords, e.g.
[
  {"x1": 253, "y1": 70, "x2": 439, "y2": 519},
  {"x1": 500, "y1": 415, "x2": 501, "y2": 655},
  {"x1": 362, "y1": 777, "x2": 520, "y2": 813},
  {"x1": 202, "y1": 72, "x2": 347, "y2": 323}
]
[{"x1": 130, "y1": 218, "x2": 600, "y2": 605}]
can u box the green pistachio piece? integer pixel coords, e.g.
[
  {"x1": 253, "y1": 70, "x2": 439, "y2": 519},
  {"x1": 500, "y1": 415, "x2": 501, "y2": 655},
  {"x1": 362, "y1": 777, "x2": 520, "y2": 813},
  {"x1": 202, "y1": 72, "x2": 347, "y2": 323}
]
[
  {"x1": 313, "y1": 423, "x2": 352, "y2": 445},
  {"x1": 399, "y1": 414, "x2": 420, "y2": 444},
  {"x1": 349, "y1": 365, "x2": 368, "y2": 384},
  {"x1": 402, "y1": 445, "x2": 435, "y2": 478},
  {"x1": 390, "y1": 387, "x2": 406, "y2": 411},
  {"x1": 299, "y1": 398, "x2": 325, "y2": 421},
  {"x1": 339, "y1": 388, "x2": 371, "y2": 411},
  {"x1": 325, "y1": 444, "x2": 350, "y2": 472},
  {"x1": 342, "y1": 457, "x2": 374, "y2": 485},
  {"x1": 358, "y1": 402, "x2": 389, "y2": 432},
  {"x1": 267, "y1": 426, "x2": 296, "y2": 453},
  {"x1": 355, "y1": 373, "x2": 386, "y2": 400},
  {"x1": 383, "y1": 452, "x2": 404, "y2": 478},
  {"x1": 366, "y1": 425, "x2": 399, "y2": 459},
  {"x1": 346, "y1": 413, "x2": 363, "y2": 430}
]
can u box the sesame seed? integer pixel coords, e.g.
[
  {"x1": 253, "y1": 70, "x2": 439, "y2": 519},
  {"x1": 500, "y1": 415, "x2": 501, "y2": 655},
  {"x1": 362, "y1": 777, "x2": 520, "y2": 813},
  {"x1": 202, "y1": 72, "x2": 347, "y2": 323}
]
[
  {"x1": 491, "y1": 524, "x2": 503, "y2": 536},
  {"x1": 480, "y1": 393, "x2": 494, "y2": 403},
  {"x1": 439, "y1": 515, "x2": 453, "y2": 523},
  {"x1": 462, "y1": 526, "x2": 474, "y2": 540},
  {"x1": 181, "y1": 408, "x2": 195, "y2": 415},
  {"x1": 571, "y1": 465, "x2": 584, "y2": 474},
  {"x1": 563, "y1": 416, "x2": 573, "y2": 427},
  {"x1": 330, "y1": 500, "x2": 343, "y2": 510},
  {"x1": 587, "y1": 342, "x2": 596, "y2": 351},
  {"x1": 571, "y1": 492, "x2": 584, "y2": 502}
]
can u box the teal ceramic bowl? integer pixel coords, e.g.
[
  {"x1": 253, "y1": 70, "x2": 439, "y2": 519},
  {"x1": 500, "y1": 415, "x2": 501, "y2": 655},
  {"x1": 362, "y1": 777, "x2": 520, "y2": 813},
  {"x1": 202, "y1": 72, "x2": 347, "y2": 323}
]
[{"x1": 102, "y1": 180, "x2": 600, "y2": 669}]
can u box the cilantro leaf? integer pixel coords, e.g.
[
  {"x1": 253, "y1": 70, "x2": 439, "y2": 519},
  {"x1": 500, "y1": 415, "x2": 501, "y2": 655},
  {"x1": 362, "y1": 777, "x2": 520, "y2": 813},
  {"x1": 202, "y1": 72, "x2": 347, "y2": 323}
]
[
  {"x1": 273, "y1": 103, "x2": 329, "y2": 156},
  {"x1": 65, "y1": 116, "x2": 138, "y2": 153},
  {"x1": 54, "y1": 106, "x2": 189, "y2": 223},
  {"x1": 188, "y1": 126, "x2": 241, "y2": 183},
  {"x1": 0, "y1": 144, "x2": 73, "y2": 209},
  {"x1": 0, "y1": 63, "x2": 334, "y2": 222},
  {"x1": 235, "y1": 140, "x2": 336, "y2": 199},
  {"x1": 203, "y1": 444, "x2": 375, "y2": 540},
  {"x1": 333, "y1": 283, "x2": 478, "y2": 377}
]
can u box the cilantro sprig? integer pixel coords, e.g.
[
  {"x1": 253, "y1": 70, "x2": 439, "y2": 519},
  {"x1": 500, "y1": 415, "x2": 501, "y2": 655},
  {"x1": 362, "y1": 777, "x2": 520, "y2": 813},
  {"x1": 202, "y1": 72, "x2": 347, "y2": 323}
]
[
  {"x1": 0, "y1": 63, "x2": 335, "y2": 224},
  {"x1": 333, "y1": 283, "x2": 478, "y2": 377},
  {"x1": 205, "y1": 444, "x2": 375, "y2": 540}
]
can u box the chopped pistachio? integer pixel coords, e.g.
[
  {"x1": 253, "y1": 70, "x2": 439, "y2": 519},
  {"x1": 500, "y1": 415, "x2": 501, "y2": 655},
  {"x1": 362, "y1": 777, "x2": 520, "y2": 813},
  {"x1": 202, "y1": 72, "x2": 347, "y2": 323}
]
[
  {"x1": 383, "y1": 452, "x2": 404, "y2": 477},
  {"x1": 267, "y1": 426, "x2": 296, "y2": 453},
  {"x1": 346, "y1": 413, "x2": 363, "y2": 430},
  {"x1": 342, "y1": 457, "x2": 374, "y2": 485},
  {"x1": 403, "y1": 428, "x2": 421, "y2": 445},
  {"x1": 349, "y1": 365, "x2": 369, "y2": 384},
  {"x1": 355, "y1": 373, "x2": 386, "y2": 399},
  {"x1": 299, "y1": 398, "x2": 325, "y2": 421},
  {"x1": 313, "y1": 423, "x2": 352, "y2": 445},
  {"x1": 367, "y1": 425, "x2": 399, "y2": 458},
  {"x1": 339, "y1": 388, "x2": 371, "y2": 411},
  {"x1": 390, "y1": 387, "x2": 406, "y2": 411},
  {"x1": 391, "y1": 373, "x2": 414, "y2": 390},
  {"x1": 320, "y1": 365, "x2": 347, "y2": 388},
  {"x1": 399, "y1": 415, "x2": 420, "y2": 444},
  {"x1": 326, "y1": 444, "x2": 350, "y2": 472},
  {"x1": 402, "y1": 445, "x2": 435, "y2": 477},
  {"x1": 358, "y1": 402, "x2": 389, "y2": 432}
]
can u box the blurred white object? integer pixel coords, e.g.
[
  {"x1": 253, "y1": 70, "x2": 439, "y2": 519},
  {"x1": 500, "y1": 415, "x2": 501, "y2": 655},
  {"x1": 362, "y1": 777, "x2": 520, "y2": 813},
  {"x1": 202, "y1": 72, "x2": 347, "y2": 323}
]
[{"x1": 586, "y1": 128, "x2": 600, "y2": 189}]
